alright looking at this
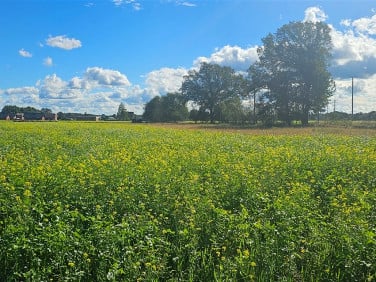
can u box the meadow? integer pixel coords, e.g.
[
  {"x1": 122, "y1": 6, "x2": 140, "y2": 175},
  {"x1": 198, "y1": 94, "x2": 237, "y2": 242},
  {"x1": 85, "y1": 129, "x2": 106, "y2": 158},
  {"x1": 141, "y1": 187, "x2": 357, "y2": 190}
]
[{"x1": 0, "y1": 121, "x2": 375, "y2": 281}]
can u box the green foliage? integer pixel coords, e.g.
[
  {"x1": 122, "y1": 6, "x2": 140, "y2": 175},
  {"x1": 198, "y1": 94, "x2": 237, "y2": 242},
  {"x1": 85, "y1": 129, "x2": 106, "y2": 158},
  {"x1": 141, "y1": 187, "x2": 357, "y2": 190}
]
[
  {"x1": 0, "y1": 122, "x2": 375, "y2": 281},
  {"x1": 116, "y1": 102, "x2": 130, "y2": 121},
  {"x1": 214, "y1": 96, "x2": 250, "y2": 124},
  {"x1": 143, "y1": 93, "x2": 188, "y2": 122},
  {"x1": 182, "y1": 63, "x2": 247, "y2": 123},
  {"x1": 1, "y1": 105, "x2": 48, "y2": 115},
  {"x1": 249, "y1": 21, "x2": 335, "y2": 126}
]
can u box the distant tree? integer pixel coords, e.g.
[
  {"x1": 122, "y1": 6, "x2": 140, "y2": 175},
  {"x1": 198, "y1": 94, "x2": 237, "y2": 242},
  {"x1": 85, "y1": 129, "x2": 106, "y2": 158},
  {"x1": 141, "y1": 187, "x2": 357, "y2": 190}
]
[
  {"x1": 23, "y1": 106, "x2": 41, "y2": 113},
  {"x1": 143, "y1": 93, "x2": 188, "y2": 122},
  {"x1": 249, "y1": 21, "x2": 335, "y2": 125},
  {"x1": 41, "y1": 108, "x2": 52, "y2": 114},
  {"x1": 256, "y1": 95, "x2": 276, "y2": 126},
  {"x1": 189, "y1": 108, "x2": 210, "y2": 123},
  {"x1": 161, "y1": 92, "x2": 189, "y2": 122},
  {"x1": 116, "y1": 102, "x2": 130, "y2": 121},
  {"x1": 181, "y1": 63, "x2": 247, "y2": 123},
  {"x1": 214, "y1": 96, "x2": 248, "y2": 124},
  {"x1": 1, "y1": 105, "x2": 21, "y2": 115},
  {"x1": 143, "y1": 96, "x2": 162, "y2": 122}
]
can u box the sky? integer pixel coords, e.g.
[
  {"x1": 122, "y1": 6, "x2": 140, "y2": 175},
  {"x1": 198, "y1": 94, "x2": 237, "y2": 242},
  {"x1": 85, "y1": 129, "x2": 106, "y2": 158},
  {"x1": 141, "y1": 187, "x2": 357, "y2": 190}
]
[{"x1": 1, "y1": 0, "x2": 376, "y2": 115}]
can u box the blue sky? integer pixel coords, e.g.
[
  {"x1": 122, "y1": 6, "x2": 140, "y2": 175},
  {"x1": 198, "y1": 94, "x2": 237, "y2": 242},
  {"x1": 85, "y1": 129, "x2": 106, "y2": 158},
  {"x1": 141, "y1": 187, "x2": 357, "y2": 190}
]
[{"x1": 1, "y1": 0, "x2": 376, "y2": 115}]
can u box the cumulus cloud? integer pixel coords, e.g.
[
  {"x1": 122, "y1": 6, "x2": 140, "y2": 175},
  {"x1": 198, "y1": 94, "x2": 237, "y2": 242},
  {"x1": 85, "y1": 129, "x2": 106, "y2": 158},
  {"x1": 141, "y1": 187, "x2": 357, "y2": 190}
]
[
  {"x1": 0, "y1": 87, "x2": 40, "y2": 108},
  {"x1": 333, "y1": 75, "x2": 376, "y2": 113},
  {"x1": 0, "y1": 66, "x2": 142, "y2": 114},
  {"x1": 46, "y1": 35, "x2": 82, "y2": 50},
  {"x1": 329, "y1": 12, "x2": 376, "y2": 81},
  {"x1": 39, "y1": 74, "x2": 81, "y2": 99},
  {"x1": 301, "y1": 7, "x2": 376, "y2": 72},
  {"x1": 194, "y1": 45, "x2": 258, "y2": 71},
  {"x1": 19, "y1": 48, "x2": 32, "y2": 58},
  {"x1": 303, "y1": 6, "x2": 328, "y2": 23},
  {"x1": 145, "y1": 67, "x2": 188, "y2": 96},
  {"x1": 351, "y1": 14, "x2": 376, "y2": 35},
  {"x1": 43, "y1": 57, "x2": 53, "y2": 67},
  {"x1": 3, "y1": 86, "x2": 39, "y2": 96},
  {"x1": 83, "y1": 67, "x2": 131, "y2": 87},
  {"x1": 35, "y1": 67, "x2": 132, "y2": 101}
]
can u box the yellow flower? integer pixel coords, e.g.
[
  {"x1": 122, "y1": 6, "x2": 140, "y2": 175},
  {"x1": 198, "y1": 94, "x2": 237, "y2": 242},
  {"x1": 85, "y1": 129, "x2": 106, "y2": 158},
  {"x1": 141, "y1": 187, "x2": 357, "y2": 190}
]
[
  {"x1": 243, "y1": 249, "x2": 250, "y2": 258},
  {"x1": 23, "y1": 189, "x2": 32, "y2": 197},
  {"x1": 68, "y1": 261, "x2": 75, "y2": 267}
]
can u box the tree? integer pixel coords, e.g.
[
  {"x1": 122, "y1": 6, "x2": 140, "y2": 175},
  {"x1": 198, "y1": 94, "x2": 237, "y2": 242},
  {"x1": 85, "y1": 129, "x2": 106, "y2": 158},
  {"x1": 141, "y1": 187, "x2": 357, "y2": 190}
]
[
  {"x1": 1, "y1": 105, "x2": 21, "y2": 115},
  {"x1": 143, "y1": 96, "x2": 162, "y2": 122},
  {"x1": 41, "y1": 108, "x2": 53, "y2": 114},
  {"x1": 214, "y1": 96, "x2": 249, "y2": 124},
  {"x1": 181, "y1": 62, "x2": 247, "y2": 123},
  {"x1": 143, "y1": 93, "x2": 188, "y2": 122},
  {"x1": 249, "y1": 21, "x2": 335, "y2": 125},
  {"x1": 117, "y1": 102, "x2": 129, "y2": 121},
  {"x1": 189, "y1": 108, "x2": 210, "y2": 123},
  {"x1": 161, "y1": 92, "x2": 189, "y2": 122}
]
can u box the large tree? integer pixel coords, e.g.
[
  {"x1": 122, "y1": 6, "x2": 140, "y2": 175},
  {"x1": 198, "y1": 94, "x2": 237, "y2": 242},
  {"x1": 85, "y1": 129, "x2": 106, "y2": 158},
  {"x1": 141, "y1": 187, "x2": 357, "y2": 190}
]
[
  {"x1": 143, "y1": 93, "x2": 188, "y2": 122},
  {"x1": 181, "y1": 62, "x2": 247, "y2": 123},
  {"x1": 249, "y1": 21, "x2": 335, "y2": 125}
]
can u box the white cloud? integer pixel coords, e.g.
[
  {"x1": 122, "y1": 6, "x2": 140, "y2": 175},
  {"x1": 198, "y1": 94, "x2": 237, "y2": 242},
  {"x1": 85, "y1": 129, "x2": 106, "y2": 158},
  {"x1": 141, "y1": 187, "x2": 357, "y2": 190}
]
[
  {"x1": 43, "y1": 57, "x2": 53, "y2": 67},
  {"x1": 3, "y1": 86, "x2": 39, "y2": 96},
  {"x1": 0, "y1": 67, "x2": 143, "y2": 114},
  {"x1": 113, "y1": 0, "x2": 123, "y2": 6},
  {"x1": 145, "y1": 67, "x2": 188, "y2": 96},
  {"x1": 113, "y1": 0, "x2": 141, "y2": 10},
  {"x1": 329, "y1": 15, "x2": 376, "y2": 77},
  {"x1": 303, "y1": 6, "x2": 328, "y2": 23},
  {"x1": 351, "y1": 14, "x2": 376, "y2": 35},
  {"x1": 0, "y1": 87, "x2": 40, "y2": 108},
  {"x1": 83, "y1": 67, "x2": 131, "y2": 87},
  {"x1": 69, "y1": 76, "x2": 90, "y2": 90},
  {"x1": 194, "y1": 45, "x2": 259, "y2": 71},
  {"x1": 340, "y1": 19, "x2": 351, "y2": 27},
  {"x1": 46, "y1": 35, "x2": 82, "y2": 50},
  {"x1": 39, "y1": 74, "x2": 81, "y2": 99},
  {"x1": 19, "y1": 48, "x2": 32, "y2": 58},
  {"x1": 333, "y1": 75, "x2": 376, "y2": 113},
  {"x1": 178, "y1": 1, "x2": 196, "y2": 7}
]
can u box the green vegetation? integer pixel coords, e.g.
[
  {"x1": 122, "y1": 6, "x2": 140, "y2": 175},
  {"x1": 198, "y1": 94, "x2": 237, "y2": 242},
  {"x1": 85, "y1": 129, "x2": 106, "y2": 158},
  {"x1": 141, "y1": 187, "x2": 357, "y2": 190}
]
[
  {"x1": 143, "y1": 21, "x2": 338, "y2": 125},
  {"x1": 0, "y1": 121, "x2": 375, "y2": 281},
  {"x1": 249, "y1": 21, "x2": 335, "y2": 126}
]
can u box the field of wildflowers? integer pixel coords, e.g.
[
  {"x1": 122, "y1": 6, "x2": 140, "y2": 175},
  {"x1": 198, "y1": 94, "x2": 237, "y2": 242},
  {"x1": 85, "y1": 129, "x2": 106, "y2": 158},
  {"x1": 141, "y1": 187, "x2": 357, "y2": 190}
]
[{"x1": 0, "y1": 121, "x2": 375, "y2": 281}]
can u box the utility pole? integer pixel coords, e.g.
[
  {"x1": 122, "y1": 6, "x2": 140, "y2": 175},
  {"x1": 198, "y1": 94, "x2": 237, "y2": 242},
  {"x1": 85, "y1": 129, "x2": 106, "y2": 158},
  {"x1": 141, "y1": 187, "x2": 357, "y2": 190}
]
[
  {"x1": 253, "y1": 90, "x2": 256, "y2": 124},
  {"x1": 351, "y1": 77, "x2": 354, "y2": 120}
]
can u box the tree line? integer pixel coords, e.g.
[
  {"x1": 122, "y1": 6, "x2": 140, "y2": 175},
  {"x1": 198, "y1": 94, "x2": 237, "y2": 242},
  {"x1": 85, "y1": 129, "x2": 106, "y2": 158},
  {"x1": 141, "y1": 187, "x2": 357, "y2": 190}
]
[{"x1": 142, "y1": 21, "x2": 338, "y2": 126}]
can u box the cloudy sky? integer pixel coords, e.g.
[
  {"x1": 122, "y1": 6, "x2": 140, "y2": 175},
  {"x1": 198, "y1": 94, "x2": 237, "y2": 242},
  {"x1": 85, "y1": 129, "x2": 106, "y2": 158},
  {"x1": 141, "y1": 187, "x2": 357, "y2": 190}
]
[{"x1": 1, "y1": 0, "x2": 376, "y2": 115}]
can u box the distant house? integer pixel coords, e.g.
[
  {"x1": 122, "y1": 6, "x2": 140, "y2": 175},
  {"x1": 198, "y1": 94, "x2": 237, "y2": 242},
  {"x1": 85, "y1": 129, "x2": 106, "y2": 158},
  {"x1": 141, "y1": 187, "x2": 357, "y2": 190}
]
[
  {"x1": 14, "y1": 113, "x2": 24, "y2": 121},
  {"x1": 5, "y1": 112, "x2": 58, "y2": 121}
]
